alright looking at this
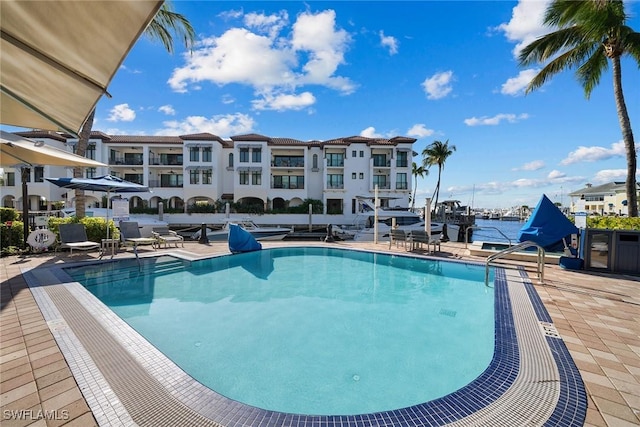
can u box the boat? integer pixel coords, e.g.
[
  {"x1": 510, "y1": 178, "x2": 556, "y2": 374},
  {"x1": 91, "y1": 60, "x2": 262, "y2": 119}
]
[
  {"x1": 191, "y1": 218, "x2": 292, "y2": 241},
  {"x1": 60, "y1": 208, "x2": 168, "y2": 238},
  {"x1": 350, "y1": 200, "x2": 444, "y2": 242},
  {"x1": 434, "y1": 200, "x2": 476, "y2": 242}
]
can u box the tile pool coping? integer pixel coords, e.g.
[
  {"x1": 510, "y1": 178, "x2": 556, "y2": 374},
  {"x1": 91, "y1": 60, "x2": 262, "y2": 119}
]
[{"x1": 22, "y1": 247, "x2": 586, "y2": 426}]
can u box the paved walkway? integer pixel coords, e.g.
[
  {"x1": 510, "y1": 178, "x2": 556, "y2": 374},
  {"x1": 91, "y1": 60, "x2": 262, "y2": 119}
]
[{"x1": 1, "y1": 240, "x2": 638, "y2": 426}]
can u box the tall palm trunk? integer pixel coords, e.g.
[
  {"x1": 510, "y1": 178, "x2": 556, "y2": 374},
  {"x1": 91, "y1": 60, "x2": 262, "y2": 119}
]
[
  {"x1": 432, "y1": 168, "x2": 442, "y2": 217},
  {"x1": 73, "y1": 109, "x2": 95, "y2": 218},
  {"x1": 612, "y1": 57, "x2": 638, "y2": 216}
]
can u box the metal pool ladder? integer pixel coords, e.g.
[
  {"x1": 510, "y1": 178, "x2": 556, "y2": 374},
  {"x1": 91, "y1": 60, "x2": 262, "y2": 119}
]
[{"x1": 485, "y1": 240, "x2": 545, "y2": 286}]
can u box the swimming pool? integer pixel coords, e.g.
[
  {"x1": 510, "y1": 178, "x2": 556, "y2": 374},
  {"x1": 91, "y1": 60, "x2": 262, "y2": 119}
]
[
  {"x1": 25, "y1": 244, "x2": 587, "y2": 426},
  {"x1": 64, "y1": 247, "x2": 495, "y2": 415}
]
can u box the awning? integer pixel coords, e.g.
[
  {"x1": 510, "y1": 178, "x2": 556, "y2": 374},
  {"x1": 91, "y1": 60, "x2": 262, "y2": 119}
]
[{"x1": 0, "y1": 0, "x2": 163, "y2": 135}]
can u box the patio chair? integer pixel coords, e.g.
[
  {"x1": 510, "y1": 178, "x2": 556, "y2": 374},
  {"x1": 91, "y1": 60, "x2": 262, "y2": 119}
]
[
  {"x1": 389, "y1": 228, "x2": 410, "y2": 250},
  {"x1": 119, "y1": 221, "x2": 157, "y2": 252},
  {"x1": 409, "y1": 230, "x2": 441, "y2": 253},
  {"x1": 57, "y1": 223, "x2": 100, "y2": 255},
  {"x1": 152, "y1": 226, "x2": 184, "y2": 249}
]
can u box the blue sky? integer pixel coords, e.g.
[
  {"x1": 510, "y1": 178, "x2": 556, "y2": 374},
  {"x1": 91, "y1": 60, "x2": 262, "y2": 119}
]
[{"x1": 18, "y1": 1, "x2": 640, "y2": 209}]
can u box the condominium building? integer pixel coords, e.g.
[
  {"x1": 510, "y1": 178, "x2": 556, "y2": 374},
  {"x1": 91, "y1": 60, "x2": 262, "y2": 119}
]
[{"x1": 1, "y1": 131, "x2": 416, "y2": 217}]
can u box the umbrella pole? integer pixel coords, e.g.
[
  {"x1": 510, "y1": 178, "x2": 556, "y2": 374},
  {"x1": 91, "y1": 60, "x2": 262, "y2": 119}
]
[
  {"x1": 106, "y1": 190, "x2": 110, "y2": 241},
  {"x1": 21, "y1": 167, "x2": 29, "y2": 249}
]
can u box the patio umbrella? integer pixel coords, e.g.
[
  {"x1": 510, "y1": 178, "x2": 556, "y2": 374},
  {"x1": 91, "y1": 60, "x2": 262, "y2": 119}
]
[
  {"x1": 1, "y1": 131, "x2": 106, "y2": 247},
  {"x1": 46, "y1": 175, "x2": 149, "y2": 240},
  {"x1": 1, "y1": 0, "x2": 162, "y2": 135}
]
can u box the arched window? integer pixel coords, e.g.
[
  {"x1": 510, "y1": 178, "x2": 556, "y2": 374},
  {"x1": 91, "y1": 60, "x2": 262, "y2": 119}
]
[
  {"x1": 312, "y1": 154, "x2": 318, "y2": 169},
  {"x1": 228, "y1": 153, "x2": 234, "y2": 167}
]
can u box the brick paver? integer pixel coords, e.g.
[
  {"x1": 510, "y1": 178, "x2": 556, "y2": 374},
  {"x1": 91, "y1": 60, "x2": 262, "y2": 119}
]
[{"x1": 1, "y1": 240, "x2": 638, "y2": 426}]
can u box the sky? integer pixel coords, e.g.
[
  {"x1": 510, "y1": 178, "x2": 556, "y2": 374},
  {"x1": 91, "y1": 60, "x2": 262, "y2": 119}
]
[{"x1": 9, "y1": 0, "x2": 640, "y2": 209}]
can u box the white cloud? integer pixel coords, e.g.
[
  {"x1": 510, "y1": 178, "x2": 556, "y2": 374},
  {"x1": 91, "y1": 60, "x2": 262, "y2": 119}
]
[
  {"x1": 158, "y1": 105, "x2": 176, "y2": 116},
  {"x1": 168, "y1": 9, "x2": 355, "y2": 112},
  {"x1": 497, "y1": 0, "x2": 551, "y2": 58},
  {"x1": 561, "y1": 141, "x2": 627, "y2": 165},
  {"x1": 221, "y1": 94, "x2": 235, "y2": 105},
  {"x1": 513, "y1": 160, "x2": 545, "y2": 171},
  {"x1": 592, "y1": 169, "x2": 637, "y2": 184},
  {"x1": 547, "y1": 169, "x2": 566, "y2": 180},
  {"x1": 360, "y1": 127, "x2": 383, "y2": 138},
  {"x1": 379, "y1": 31, "x2": 398, "y2": 55},
  {"x1": 421, "y1": 71, "x2": 454, "y2": 100},
  {"x1": 156, "y1": 113, "x2": 256, "y2": 138},
  {"x1": 252, "y1": 91, "x2": 316, "y2": 111},
  {"x1": 501, "y1": 69, "x2": 540, "y2": 95},
  {"x1": 464, "y1": 113, "x2": 529, "y2": 126},
  {"x1": 244, "y1": 10, "x2": 288, "y2": 39},
  {"x1": 407, "y1": 124, "x2": 435, "y2": 138},
  {"x1": 107, "y1": 104, "x2": 136, "y2": 122}
]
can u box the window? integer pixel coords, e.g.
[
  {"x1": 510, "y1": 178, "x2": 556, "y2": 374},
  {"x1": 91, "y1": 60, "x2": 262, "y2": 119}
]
[
  {"x1": 373, "y1": 174, "x2": 388, "y2": 188},
  {"x1": 352, "y1": 150, "x2": 357, "y2": 157},
  {"x1": 239, "y1": 148, "x2": 249, "y2": 163},
  {"x1": 252, "y1": 149, "x2": 261, "y2": 163},
  {"x1": 86, "y1": 168, "x2": 97, "y2": 179},
  {"x1": 190, "y1": 147, "x2": 200, "y2": 162},
  {"x1": 352, "y1": 172, "x2": 356, "y2": 179},
  {"x1": 85, "y1": 145, "x2": 96, "y2": 160},
  {"x1": 161, "y1": 174, "x2": 183, "y2": 187},
  {"x1": 396, "y1": 173, "x2": 408, "y2": 189},
  {"x1": 228, "y1": 153, "x2": 234, "y2": 167},
  {"x1": 123, "y1": 173, "x2": 143, "y2": 185},
  {"x1": 359, "y1": 173, "x2": 364, "y2": 179},
  {"x1": 251, "y1": 171, "x2": 262, "y2": 185},
  {"x1": 239, "y1": 170, "x2": 249, "y2": 185},
  {"x1": 202, "y1": 147, "x2": 212, "y2": 162},
  {"x1": 24, "y1": 168, "x2": 31, "y2": 183},
  {"x1": 202, "y1": 169, "x2": 212, "y2": 184},
  {"x1": 396, "y1": 151, "x2": 408, "y2": 167},
  {"x1": 34, "y1": 167, "x2": 44, "y2": 182},
  {"x1": 373, "y1": 154, "x2": 387, "y2": 167},
  {"x1": 124, "y1": 153, "x2": 143, "y2": 165},
  {"x1": 312, "y1": 154, "x2": 318, "y2": 169},
  {"x1": 190, "y1": 170, "x2": 199, "y2": 184},
  {"x1": 6, "y1": 172, "x2": 15, "y2": 186},
  {"x1": 327, "y1": 174, "x2": 344, "y2": 189},
  {"x1": 326, "y1": 153, "x2": 344, "y2": 167},
  {"x1": 272, "y1": 175, "x2": 304, "y2": 189},
  {"x1": 360, "y1": 151, "x2": 364, "y2": 157},
  {"x1": 273, "y1": 156, "x2": 304, "y2": 167}
]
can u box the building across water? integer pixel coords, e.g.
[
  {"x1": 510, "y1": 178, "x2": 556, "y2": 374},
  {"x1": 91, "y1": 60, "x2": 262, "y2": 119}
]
[{"x1": 1, "y1": 131, "x2": 416, "y2": 226}]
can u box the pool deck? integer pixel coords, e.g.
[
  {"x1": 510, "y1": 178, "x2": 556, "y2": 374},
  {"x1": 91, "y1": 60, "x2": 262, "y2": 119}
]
[{"x1": 1, "y1": 240, "x2": 639, "y2": 426}]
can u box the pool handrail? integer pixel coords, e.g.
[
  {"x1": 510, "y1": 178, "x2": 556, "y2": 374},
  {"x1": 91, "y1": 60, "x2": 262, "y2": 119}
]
[
  {"x1": 485, "y1": 240, "x2": 545, "y2": 286},
  {"x1": 465, "y1": 225, "x2": 513, "y2": 248}
]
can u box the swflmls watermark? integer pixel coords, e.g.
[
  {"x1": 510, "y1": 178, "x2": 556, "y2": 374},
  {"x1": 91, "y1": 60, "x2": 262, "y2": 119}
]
[{"x1": 3, "y1": 409, "x2": 70, "y2": 421}]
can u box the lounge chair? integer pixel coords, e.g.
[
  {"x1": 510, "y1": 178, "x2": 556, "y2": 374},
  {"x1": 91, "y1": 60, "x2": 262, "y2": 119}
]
[
  {"x1": 119, "y1": 221, "x2": 157, "y2": 252},
  {"x1": 56, "y1": 223, "x2": 100, "y2": 255},
  {"x1": 409, "y1": 230, "x2": 441, "y2": 253},
  {"x1": 152, "y1": 226, "x2": 184, "y2": 249},
  {"x1": 389, "y1": 228, "x2": 410, "y2": 250}
]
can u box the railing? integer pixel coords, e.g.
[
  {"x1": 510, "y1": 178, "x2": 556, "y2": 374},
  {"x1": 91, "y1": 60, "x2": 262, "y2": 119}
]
[
  {"x1": 465, "y1": 225, "x2": 513, "y2": 248},
  {"x1": 485, "y1": 240, "x2": 545, "y2": 286}
]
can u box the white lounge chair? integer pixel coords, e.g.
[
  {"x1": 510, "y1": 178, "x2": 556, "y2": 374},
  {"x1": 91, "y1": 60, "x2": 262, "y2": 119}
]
[
  {"x1": 57, "y1": 223, "x2": 100, "y2": 255},
  {"x1": 152, "y1": 226, "x2": 184, "y2": 248},
  {"x1": 119, "y1": 221, "x2": 157, "y2": 252}
]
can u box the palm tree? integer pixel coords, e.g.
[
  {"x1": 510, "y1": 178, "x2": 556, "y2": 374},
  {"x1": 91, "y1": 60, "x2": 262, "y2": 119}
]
[
  {"x1": 422, "y1": 140, "x2": 456, "y2": 215},
  {"x1": 411, "y1": 162, "x2": 428, "y2": 211},
  {"x1": 519, "y1": 0, "x2": 639, "y2": 217},
  {"x1": 73, "y1": 2, "x2": 196, "y2": 218}
]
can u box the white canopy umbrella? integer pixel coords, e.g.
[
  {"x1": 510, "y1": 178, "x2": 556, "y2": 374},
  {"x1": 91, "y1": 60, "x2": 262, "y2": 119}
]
[
  {"x1": 0, "y1": 0, "x2": 162, "y2": 135},
  {"x1": 1, "y1": 131, "x2": 107, "y2": 247},
  {"x1": 1, "y1": 131, "x2": 106, "y2": 168}
]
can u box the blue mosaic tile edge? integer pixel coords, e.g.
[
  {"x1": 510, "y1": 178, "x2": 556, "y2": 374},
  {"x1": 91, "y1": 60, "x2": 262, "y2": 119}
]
[{"x1": 518, "y1": 269, "x2": 587, "y2": 427}]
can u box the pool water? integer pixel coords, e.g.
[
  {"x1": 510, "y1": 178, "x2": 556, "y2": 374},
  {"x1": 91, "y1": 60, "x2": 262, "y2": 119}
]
[{"x1": 65, "y1": 247, "x2": 495, "y2": 416}]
